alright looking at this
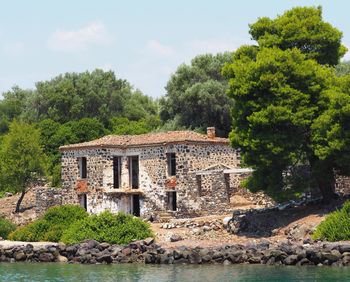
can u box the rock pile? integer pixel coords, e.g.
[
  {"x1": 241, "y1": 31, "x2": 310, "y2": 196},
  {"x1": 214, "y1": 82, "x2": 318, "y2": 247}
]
[
  {"x1": 161, "y1": 218, "x2": 224, "y2": 232},
  {"x1": 2, "y1": 239, "x2": 350, "y2": 266}
]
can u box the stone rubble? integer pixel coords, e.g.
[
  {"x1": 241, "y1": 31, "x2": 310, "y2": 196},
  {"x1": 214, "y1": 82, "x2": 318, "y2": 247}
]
[{"x1": 1, "y1": 239, "x2": 350, "y2": 267}]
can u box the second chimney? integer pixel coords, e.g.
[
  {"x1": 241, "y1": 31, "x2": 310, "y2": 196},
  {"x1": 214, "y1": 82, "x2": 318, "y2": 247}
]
[{"x1": 207, "y1": 127, "x2": 216, "y2": 139}]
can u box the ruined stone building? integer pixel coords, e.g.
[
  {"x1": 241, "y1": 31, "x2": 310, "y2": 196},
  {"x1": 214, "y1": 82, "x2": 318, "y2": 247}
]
[{"x1": 59, "y1": 127, "x2": 250, "y2": 218}]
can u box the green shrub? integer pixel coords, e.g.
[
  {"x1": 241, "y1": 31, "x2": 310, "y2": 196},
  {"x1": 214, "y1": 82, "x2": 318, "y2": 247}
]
[
  {"x1": 0, "y1": 218, "x2": 16, "y2": 239},
  {"x1": 61, "y1": 211, "x2": 154, "y2": 245},
  {"x1": 312, "y1": 201, "x2": 350, "y2": 241},
  {"x1": 9, "y1": 205, "x2": 88, "y2": 242}
]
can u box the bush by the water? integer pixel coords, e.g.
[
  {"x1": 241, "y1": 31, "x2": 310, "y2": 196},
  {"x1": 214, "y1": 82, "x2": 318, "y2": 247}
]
[
  {"x1": 61, "y1": 211, "x2": 154, "y2": 245},
  {"x1": 9, "y1": 205, "x2": 88, "y2": 242},
  {"x1": 0, "y1": 218, "x2": 16, "y2": 239},
  {"x1": 312, "y1": 201, "x2": 350, "y2": 241}
]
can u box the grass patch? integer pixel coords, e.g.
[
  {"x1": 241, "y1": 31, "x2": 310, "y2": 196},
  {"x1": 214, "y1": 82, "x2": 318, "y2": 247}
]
[
  {"x1": 0, "y1": 218, "x2": 16, "y2": 239},
  {"x1": 312, "y1": 201, "x2": 350, "y2": 241}
]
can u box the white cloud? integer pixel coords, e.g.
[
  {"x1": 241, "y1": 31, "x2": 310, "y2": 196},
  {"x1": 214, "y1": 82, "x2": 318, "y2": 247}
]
[
  {"x1": 47, "y1": 22, "x2": 112, "y2": 52},
  {"x1": 146, "y1": 40, "x2": 173, "y2": 57}
]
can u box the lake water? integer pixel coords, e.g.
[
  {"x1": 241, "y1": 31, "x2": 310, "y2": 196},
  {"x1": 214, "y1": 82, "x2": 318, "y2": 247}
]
[{"x1": 0, "y1": 263, "x2": 349, "y2": 282}]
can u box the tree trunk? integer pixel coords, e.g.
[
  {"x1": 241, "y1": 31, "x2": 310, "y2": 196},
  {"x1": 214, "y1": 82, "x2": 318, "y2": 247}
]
[
  {"x1": 310, "y1": 159, "x2": 337, "y2": 204},
  {"x1": 317, "y1": 178, "x2": 337, "y2": 204},
  {"x1": 15, "y1": 191, "x2": 26, "y2": 213}
]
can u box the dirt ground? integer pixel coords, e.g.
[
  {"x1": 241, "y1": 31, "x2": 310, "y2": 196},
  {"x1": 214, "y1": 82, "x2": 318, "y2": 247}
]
[
  {"x1": 152, "y1": 210, "x2": 326, "y2": 248},
  {"x1": 0, "y1": 190, "x2": 336, "y2": 248},
  {"x1": 0, "y1": 190, "x2": 38, "y2": 226}
]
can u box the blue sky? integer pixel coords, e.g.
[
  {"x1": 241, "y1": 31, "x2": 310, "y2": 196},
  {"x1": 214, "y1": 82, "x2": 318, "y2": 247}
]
[{"x1": 0, "y1": 0, "x2": 349, "y2": 98}]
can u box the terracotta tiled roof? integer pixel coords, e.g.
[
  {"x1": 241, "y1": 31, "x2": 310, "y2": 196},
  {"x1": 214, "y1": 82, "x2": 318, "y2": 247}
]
[{"x1": 59, "y1": 130, "x2": 229, "y2": 151}]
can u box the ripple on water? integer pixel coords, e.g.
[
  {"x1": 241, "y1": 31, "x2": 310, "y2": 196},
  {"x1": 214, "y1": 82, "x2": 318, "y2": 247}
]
[{"x1": 1, "y1": 263, "x2": 350, "y2": 282}]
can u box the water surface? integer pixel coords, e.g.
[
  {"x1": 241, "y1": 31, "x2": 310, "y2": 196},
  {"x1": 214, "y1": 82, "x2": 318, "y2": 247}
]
[{"x1": 0, "y1": 263, "x2": 349, "y2": 282}]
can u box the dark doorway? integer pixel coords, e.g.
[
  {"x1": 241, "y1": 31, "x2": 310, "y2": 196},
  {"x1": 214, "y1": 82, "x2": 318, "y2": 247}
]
[
  {"x1": 79, "y1": 194, "x2": 87, "y2": 211},
  {"x1": 167, "y1": 191, "x2": 177, "y2": 211},
  {"x1": 132, "y1": 195, "x2": 140, "y2": 216},
  {"x1": 129, "y1": 156, "x2": 139, "y2": 189}
]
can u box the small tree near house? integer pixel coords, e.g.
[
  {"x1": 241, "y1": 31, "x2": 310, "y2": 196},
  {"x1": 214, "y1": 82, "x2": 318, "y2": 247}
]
[{"x1": 0, "y1": 120, "x2": 47, "y2": 212}]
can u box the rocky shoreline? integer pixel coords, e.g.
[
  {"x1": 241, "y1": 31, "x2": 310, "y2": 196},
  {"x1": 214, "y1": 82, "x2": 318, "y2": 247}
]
[{"x1": 1, "y1": 239, "x2": 350, "y2": 266}]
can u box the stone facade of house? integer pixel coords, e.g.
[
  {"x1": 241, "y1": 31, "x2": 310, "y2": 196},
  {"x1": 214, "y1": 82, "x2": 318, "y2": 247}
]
[{"x1": 59, "y1": 128, "x2": 252, "y2": 218}]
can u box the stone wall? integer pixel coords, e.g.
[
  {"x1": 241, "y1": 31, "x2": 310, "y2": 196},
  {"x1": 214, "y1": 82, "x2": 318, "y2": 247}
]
[
  {"x1": 60, "y1": 142, "x2": 249, "y2": 218},
  {"x1": 336, "y1": 175, "x2": 350, "y2": 195},
  {"x1": 35, "y1": 187, "x2": 64, "y2": 215}
]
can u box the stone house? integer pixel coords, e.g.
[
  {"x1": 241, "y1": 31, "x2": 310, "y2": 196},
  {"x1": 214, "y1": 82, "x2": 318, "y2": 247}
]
[{"x1": 59, "y1": 127, "x2": 251, "y2": 218}]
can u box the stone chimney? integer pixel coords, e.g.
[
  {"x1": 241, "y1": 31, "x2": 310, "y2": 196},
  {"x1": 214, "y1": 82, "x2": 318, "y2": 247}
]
[{"x1": 207, "y1": 127, "x2": 216, "y2": 139}]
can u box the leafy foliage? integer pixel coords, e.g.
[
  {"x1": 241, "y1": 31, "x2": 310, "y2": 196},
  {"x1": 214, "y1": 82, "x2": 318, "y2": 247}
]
[
  {"x1": 224, "y1": 6, "x2": 348, "y2": 201},
  {"x1": 110, "y1": 116, "x2": 160, "y2": 135},
  {"x1": 312, "y1": 201, "x2": 350, "y2": 241},
  {"x1": 311, "y1": 77, "x2": 350, "y2": 175},
  {"x1": 160, "y1": 52, "x2": 234, "y2": 136},
  {"x1": 33, "y1": 69, "x2": 158, "y2": 124},
  {"x1": 0, "y1": 121, "x2": 47, "y2": 211},
  {"x1": 9, "y1": 205, "x2": 88, "y2": 242},
  {"x1": 61, "y1": 211, "x2": 154, "y2": 245},
  {"x1": 0, "y1": 69, "x2": 160, "y2": 187},
  {"x1": 249, "y1": 6, "x2": 347, "y2": 65},
  {"x1": 0, "y1": 218, "x2": 16, "y2": 239}
]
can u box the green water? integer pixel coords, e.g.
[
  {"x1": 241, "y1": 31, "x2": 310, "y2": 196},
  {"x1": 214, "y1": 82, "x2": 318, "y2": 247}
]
[{"x1": 0, "y1": 263, "x2": 350, "y2": 282}]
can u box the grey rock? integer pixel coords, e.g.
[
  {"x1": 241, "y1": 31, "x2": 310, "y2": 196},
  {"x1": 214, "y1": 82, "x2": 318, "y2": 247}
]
[
  {"x1": 297, "y1": 258, "x2": 314, "y2": 266},
  {"x1": 321, "y1": 250, "x2": 341, "y2": 262},
  {"x1": 170, "y1": 234, "x2": 182, "y2": 242},
  {"x1": 82, "y1": 240, "x2": 99, "y2": 249},
  {"x1": 223, "y1": 259, "x2": 231, "y2": 265},
  {"x1": 122, "y1": 247, "x2": 132, "y2": 256},
  {"x1": 339, "y1": 244, "x2": 350, "y2": 253},
  {"x1": 96, "y1": 254, "x2": 113, "y2": 264},
  {"x1": 76, "y1": 248, "x2": 88, "y2": 256},
  {"x1": 57, "y1": 255, "x2": 68, "y2": 263},
  {"x1": 14, "y1": 251, "x2": 26, "y2": 261},
  {"x1": 38, "y1": 253, "x2": 54, "y2": 262},
  {"x1": 284, "y1": 255, "x2": 298, "y2": 265},
  {"x1": 188, "y1": 252, "x2": 202, "y2": 264},
  {"x1": 99, "y1": 243, "x2": 110, "y2": 250},
  {"x1": 144, "y1": 237, "x2": 154, "y2": 246}
]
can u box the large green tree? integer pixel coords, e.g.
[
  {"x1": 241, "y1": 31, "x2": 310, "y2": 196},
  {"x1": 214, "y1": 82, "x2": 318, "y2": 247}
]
[
  {"x1": 0, "y1": 69, "x2": 160, "y2": 187},
  {"x1": 160, "y1": 52, "x2": 234, "y2": 136},
  {"x1": 249, "y1": 6, "x2": 347, "y2": 66},
  {"x1": 0, "y1": 121, "x2": 47, "y2": 212},
  {"x1": 224, "y1": 6, "x2": 348, "y2": 201},
  {"x1": 34, "y1": 69, "x2": 158, "y2": 124}
]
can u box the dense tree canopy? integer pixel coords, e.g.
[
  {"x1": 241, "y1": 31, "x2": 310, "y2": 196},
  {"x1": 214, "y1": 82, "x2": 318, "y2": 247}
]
[
  {"x1": 249, "y1": 6, "x2": 347, "y2": 66},
  {"x1": 0, "y1": 69, "x2": 160, "y2": 187},
  {"x1": 224, "y1": 6, "x2": 349, "y2": 201},
  {"x1": 160, "y1": 52, "x2": 234, "y2": 136},
  {"x1": 0, "y1": 121, "x2": 47, "y2": 212}
]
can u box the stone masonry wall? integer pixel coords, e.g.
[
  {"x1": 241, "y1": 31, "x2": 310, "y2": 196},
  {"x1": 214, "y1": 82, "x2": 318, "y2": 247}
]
[
  {"x1": 35, "y1": 187, "x2": 64, "y2": 215},
  {"x1": 60, "y1": 142, "x2": 243, "y2": 218}
]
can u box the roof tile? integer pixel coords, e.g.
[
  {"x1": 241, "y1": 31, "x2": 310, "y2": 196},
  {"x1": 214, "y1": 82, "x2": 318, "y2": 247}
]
[{"x1": 59, "y1": 130, "x2": 229, "y2": 151}]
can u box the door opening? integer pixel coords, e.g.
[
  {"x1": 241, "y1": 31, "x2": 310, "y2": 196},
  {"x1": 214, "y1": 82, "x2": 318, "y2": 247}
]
[
  {"x1": 132, "y1": 195, "x2": 140, "y2": 216},
  {"x1": 79, "y1": 194, "x2": 87, "y2": 211},
  {"x1": 166, "y1": 191, "x2": 177, "y2": 211}
]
